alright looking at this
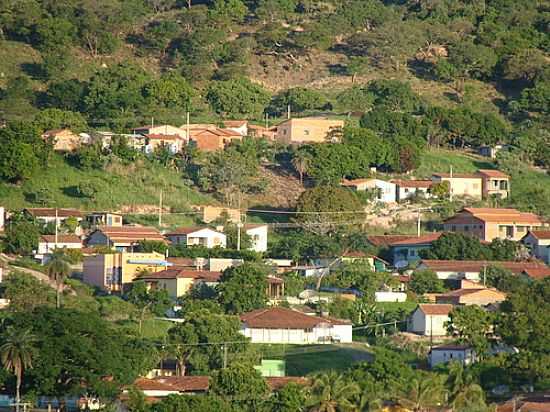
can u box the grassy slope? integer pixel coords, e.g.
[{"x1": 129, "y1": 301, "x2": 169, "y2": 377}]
[{"x1": 0, "y1": 154, "x2": 214, "y2": 212}]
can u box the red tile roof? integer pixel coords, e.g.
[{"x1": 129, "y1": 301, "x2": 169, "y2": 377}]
[
  {"x1": 389, "y1": 232, "x2": 442, "y2": 246},
  {"x1": 166, "y1": 257, "x2": 196, "y2": 267},
  {"x1": 240, "y1": 307, "x2": 350, "y2": 329},
  {"x1": 392, "y1": 179, "x2": 433, "y2": 188},
  {"x1": 26, "y1": 208, "x2": 83, "y2": 218},
  {"x1": 528, "y1": 230, "x2": 550, "y2": 240},
  {"x1": 145, "y1": 134, "x2": 183, "y2": 140},
  {"x1": 94, "y1": 225, "x2": 165, "y2": 243},
  {"x1": 223, "y1": 120, "x2": 248, "y2": 127},
  {"x1": 133, "y1": 376, "x2": 209, "y2": 392},
  {"x1": 522, "y1": 267, "x2": 550, "y2": 280},
  {"x1": 418, "y1": 304, "x2": 453, "y2": 316},
  {"x1": 139, "y1": 269, "x2": 222, "y2": 282},
  {"x1": 367, "y1": 235, "x2": 413, "y2": 247},
  {"x1": 476, "y1": 169, "x2": 510, "y2": 178},
  {"x1": 40, "y1": 235, "x2": 82, "y2": 244},
  {"x1": 267, "y1": 276, "x2": 284, "y2": 284},
  {"x1": 341, "y1": 178, "x2": 373, "y2": 186},
  {"x1": 456, "y1": 208, "x2": 545, "y2": 224},
  {"x1": 419, "y1": 259, "x2": 549, "y2": 274}
]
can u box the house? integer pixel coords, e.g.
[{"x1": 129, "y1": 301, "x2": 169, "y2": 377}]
[
  {"x1": 435, "y1": 287, "x2": 507, "y2": 306},
  {"x1": 132, "y1": 125, "x2": 187, "y2": 140},
  {"x1": 496, "y1": 393, "x2": 550, "y2": 412},
  {"x1": 144, "y1": 134, "x2": 185, "y2": 154},
  {"x1": 431, "y1": 173, "x2": 483, "y2": 199},
  {"x1": 248, "y1": 124, "x2": 276, "y2": 140},
  {"x1": 292, "y1": 265, "x2": 330, "y2": 277},
  {"x1": 198, "y1": 205, "x2": 241, "y2": 224},
  {"x1": 82, "y1": 252, "x2": 170, "y2": 292},
  {"x1": 244, "y1": 224, "x2": 268, "y2": 253},
  {"x1": 417, "y1": 259, "x2": 550, "y2": 281},
  {"x1": 25, "y1": 208, "x2": 84, "y2": 225},
  {"x1": 91, "y1": 131, "x2": 145, "y2": 150},
  {"x1": 389, "y1": 232, "x2": 442, "y2": 266},
  {"x1": 165, "y1": 227, "x2": 226, "y2": 249},
  {"x1": 37, "y1": 235, "x2": 82, "y2": 260},
  {"x1": 366, "y1": 235, "x2": 413, "y2": 248},
  {"x1": 408, "y1": 304, "x2": 453, "y2": 336},
  {"x1": 341, "y1": 178, "x2": 396, "y2": 203},
  {"x1": 429, "y1": 344, "x2": 476, "y2": 368},
  {"x1": 275, "y1": 118, "x2": 345, "y2": 144},
  {"x1": 240, "y1": 307, "x2": 352, "y2": 344},
  {"x1": 137, "y1": 268, "x2": 222, "y2": 299},
  {"x1": 207, "y1": 257, "x2": 243, "y2": 272},
  {"x1": 42, "y1": 129, "x2": 82, "y2": 152},
  {"x1": 392, "y1": 179, "x2": 433, "y2": 201},
  {"x1": 222, "y1": 120, "x2": 248, "y2": 136},
  {"x1": 478, "y1": 144, "x2": 509, "y2": 159},
  {"x1": 340, "y1": 251, "x2": 389, "y2": 272},
  {"x1": 86, "y1": 226, "x2": 165, "y2": 252},
  {"x1": 522, "y1": 230, "x2": 550, "y2": 265},
  {"x1": 476, "y1": 169, "x2": 510, "y2": 199},
  {"x1": 86, "y1": 212, "x2": 123, "y2": 228},
  {"x1": 189, "y1": 128, "x2": 243, "y2": 151},
  {"x1": 443, "y1": 208, "x2": 547, "y2": 241}
]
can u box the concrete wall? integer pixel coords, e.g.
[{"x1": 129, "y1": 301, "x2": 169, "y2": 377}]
[
  {"x1": 409, "y1": 310, "x2": 449, "y2": 336},
  {"x1": 276, "y1": 119, "x2": 345, "y2": 144},
  {"x1": 246, "y1": 226, "x2": 268, "y2": 252},
  {"x1": 375, "y1": 291, "x2": 407, "y2": 302},
  {"x1": 429, "y1": 348, "x2": 475, "y2": 368},
  {"x1": 434, "y1": 177, "x2": 482, "y2": 199}
]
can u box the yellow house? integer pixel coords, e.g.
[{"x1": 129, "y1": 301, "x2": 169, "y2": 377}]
[
  {"x1": 275, "y1": 118, "x2": 345, "y2": 144},
  {"x1": 443, "y1": 207, "x2": 548, "y2": 241},
  {"x1": 431, "y1": 173, "x2": 482, "y2": 199},
  {"x1": 137, "y1": 268, "x2": 222, "y2": 299},
  {"x1": 82, "y1": 252, "x2": 170, "y2": 292},
  {"x1": 476, "y1": 169, "x2": 510, "y2": 199}
]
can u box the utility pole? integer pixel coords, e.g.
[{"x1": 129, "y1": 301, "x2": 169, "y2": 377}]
[
  {"x1": 236, "y1": 222, "x2": 242, "y2": 251},
  {"x1": 151, "y1": 116, "x2": 154, "y2": 129},
  {"x1": 54, "y1": 208, "x2": 58, "y2": 248},
  {"x1": 186, "y1": 112, "x2": 190, "y2": 142},
  {"x1": 222, "y1": 344, "x2": 228, "y2": 369},
  {"x1": 449, "y1": 165, "x2": 454, "y2": 202},
  {"x1": 158, "y1": 190, "x2": 163, "y2": 227},
  {"x1": 417, "y1": 209, "x2": 421, "y2": 237},
  {"x1": 287, "y1": 104, "x2": 291, "y2": 120},
  {"x1": 265, "y1": 113, "x2": 269, "y2": 129}
]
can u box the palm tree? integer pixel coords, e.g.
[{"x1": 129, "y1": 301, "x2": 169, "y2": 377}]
[
  {"x1": 398, "y1": 375, "x2": 446, "y2": 412},
  {"x1": 308, "y1": 371, "x2": 360, "y2": 412},
  {"x1": 0, "y1": 328, "x2": 36, "y2": 412},
  {"x1": 447, "y1": 362, "x2": 488, "y2": 411},
  {"x1": 46, "y1": 252, "x2": 71, "y2": 308},
  {"x1": 292, "y1": 152, "x2": 310, "y2": 185}
]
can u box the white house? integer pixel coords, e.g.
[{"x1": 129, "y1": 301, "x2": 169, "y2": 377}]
[
  {"x1": 37, "y1": 235, "x2": 82, "y2": 255},
  {"x1": 132, "y1": 125, "x2": 187, "y2": 140},
  {"x1": 522, "y1": 230, "x2": 550, "y2": 265},
  {"x1": 222, "y1": 120, "x2": 248, "y2": 136},
  {"x1": 429, "y1": 344, "x2": 476, "y2": 368},
  {"x1": 240, "y1": 307, "x2": 352, "y2": 344},
  {"x1": 341, "y1": 178, "x2": 396, "y2": 203},
  {"x1": 375, "y1": 291, "x2": 407, "y2": 303},
  {"x1": 245, "y1": 224, "x2": 268, "y2": 253},
  {"x1": 165, "y1": 227, "x2": 227, "y2": 249},
  {"x1": 408, "y1": 304, "x2": 453, "y2": 336},
  {"x1": 392, "y1": 179, "x2": 433, "y2": 202}
]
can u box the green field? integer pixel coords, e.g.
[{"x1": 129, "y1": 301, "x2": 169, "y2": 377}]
[
  {"x1": 416, "y1": 148, "x2": 496, "y2": 177},
  {"x1": 255, "y1": 343, "x2": 373, "y2": 376},
  {"x1": 0, "y1": 154, "x2": 214, "y2": 212}
]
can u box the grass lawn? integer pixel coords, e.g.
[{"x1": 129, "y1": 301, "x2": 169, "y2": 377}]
[
  {"x1": 117, "y1": 318, "x2": 174, "y2": 340},
  {"x1": 255, "y1": 343, "x2": 373, "y2": 376},
  {"x1": 416, "y1": 148, "x2": 496, "y2": 178},
  {"x1": 0, "y1": 154, "x2": 215, "y2": 211}
]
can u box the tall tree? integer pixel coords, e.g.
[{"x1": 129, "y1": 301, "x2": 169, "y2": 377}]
[
  {"x1": 307, "y1": 371, "x2": 360, "y2": 412},
  {"x1": 46, "y1": 253, "x2": 71, "y2": 309},
  {"x1": 217, "y1": 263, "x2": 268, "y2": 314},
  {"x1": 0, "y1": 328, "x2": 36, "y2": 412},
  {"x1": 397, "y1": 374, "x2": 446, "y2": 412}
]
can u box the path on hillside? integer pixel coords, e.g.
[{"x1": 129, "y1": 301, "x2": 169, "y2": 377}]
[{"x1": 1, "y1": 254, "x2": 72, "y2": 292}]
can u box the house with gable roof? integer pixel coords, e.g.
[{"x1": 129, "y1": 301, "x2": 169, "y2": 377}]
[
  {"x1": 522, "y1": 230, "x2": 550, "y2": 265},
  {"x1": 165, "y1": 227, "x2": 227, "y2": 249},
  {"x1": 408, "y1": 304, "x2": 453, "y2": 336},
  {"x1": 87, "y1": 226, "x2": 165, "y2": 252}
]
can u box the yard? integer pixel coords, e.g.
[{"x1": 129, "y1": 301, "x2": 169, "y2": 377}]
[{"x1": 254, "y1": 343, "x2": 373, "y2": 376}]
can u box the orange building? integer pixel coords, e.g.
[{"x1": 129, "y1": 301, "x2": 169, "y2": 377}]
[{"x1": 189, "y1": 128, "x2": 243, "y2": 151}]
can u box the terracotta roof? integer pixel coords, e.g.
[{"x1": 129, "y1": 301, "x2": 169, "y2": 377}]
[
  {"x1": 244, "y1": 224, "x2": 268, "y2": 230},
  {"x1": 94, "y1": 226, "x2": 165, "y2": 243},
  {"x1": 528, "y1": 230, "x2": 550, "y2": 240},
  {"x1": 266, "y1": 377, "x2": 309, "y2": 391},
  {"x1": 133, "y1": 376, "x2": 209, "y2": 392},
  {"x1": 267, "y1": 276, "x2": 284, "y2": 284},
  {"x1": 436, "y1": 288, "x2": 506, "y2": 300},
  {"x1": 26, "y1": 208, "x2": 83, "y2": 218},
  {"x1": 166, "y1": 257, "x2": 196, "y2": 267},
  {"x1": 240, "y1": 307, "x2": 350, "y2": 329},
  {"x1": 341, "y1": 178, "x2": 372, "y2": 186},
  {"x1": 367, "y1": 235, "x2": 412, "y2": 247},
  {"x1": 418, "y1": 304, "x2": 453, "y2": 316},
  {"x1": 419, "y1": 259, "x2": 549, "y2": 274},
  {"x1": 433, "y1": 173, "x2": 479, "y2": 179},
  {"x1": 476, "y1": 169, "x2": 510, "y2": 178},
  {"x1": 392, "y1": 179, "x2": 433, "y2": 188},
  {"x1": 522, "y1": 267, "x2": 550, "y2": 280},
  {"x1": 223, "y1": 120, "x2": 248, "y2": 127},
  {"x1": 452, "y1": 208, "x2": 545, "y2": 224},
  {"x1": 497, "y1": 395, "x2": 550, "y2": 412},
  {"x1": 145, "y1": 134, "x2": 182, "y2": 140},
  {"x1": 40, "y1": 235, "x2": 81, "y2": 244},
  {"x1": 165, "y1": 226, "x2": 223, "y2": 236},
  {"x1": 139, "y1": 269, "x2": 221, "y2": 281},
  {"x1": 431, "y1": 344, "x2": 471, "y2": 351},
  {"x1": 133, "y1": 378, "x2": 178, "y2": 392},
  {"x1": 389, "y1": 232, "x2": 442, "y2": 246},
  {"x1": 190, "y1": 128, "x2": 242, "y2": 138}
]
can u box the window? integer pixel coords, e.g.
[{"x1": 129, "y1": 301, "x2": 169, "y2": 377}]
[
  {"x1": 304, "y1": 129, "x2": 310, "y2": 136},
  {"x1": 452, "y1": 225, "x2": 457, "y2": 231},
  {"x1": 409, "y1": 249, "x2": 416, "y2": 257},
  {"x1": 473, "y1": 183, "x2": 479, "y2": 189},
  {"x1": 464, "y1": 225, "x2": 469, "y2": 232},
  {"x1": 404, "y1": 188, "x2": 409, "y2": 193}
]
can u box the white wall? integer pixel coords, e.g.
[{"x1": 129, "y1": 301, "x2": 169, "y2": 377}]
[
  {"x1": 429, "y1": 348, "x2": 475, "y2": 368},
  {"x1": 409, "y1": 310, "x2": 449, "y2": 336},
  {"x1": 208, "y1": 258, "x2": 243, "y2": 272},
  {"x1": 38, "y1": 241, "x2": 81, "y2": 255},
  {"x1": 374, "y1": 180, "x2": 396, "y2": 203},
  {"x1": 375, "y1": 291, "x2": 407, "y2": 302},
  {"x1": 241, "y1": 324, "x2": 352, "y2": 344},
  {"x1": 246, "y1": 226, "x2": 268, "y2": 252}
]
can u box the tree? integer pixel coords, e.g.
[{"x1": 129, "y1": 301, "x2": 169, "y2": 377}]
[
  {"x1": 33, "y1": 109, "x2": 87, "y2": 133},
  {"x1": 206, "y1": 77, "x2": 270, "y2": 117},
  {"x1": 0, "y1": 327, "x2": 36, "y2": 412},
  {"x1": 218, "y1": 263, "x2": 268, "y2": 314},
  {"x1": 447, "y1": 306, "x2": 494, "y2": 356},
  {"x1": 346, "y1": 57, "x2": 370, "y2": 83},
  {"x1": 336, "y1": 86, "x2": 374, "y2": 113},
  {"x1": 484, "y1": 266, "x2": 523, "y2": 292},
  {"x1": 125, "y1": 281, "x2": 171, "y2": 335},
  {"x1": 145, "y1": 72, "x2": 194, "y2": 111},
  {"x1": 446, "y1": 362, "x2": 488, "y2": 412},
  {"x1": 211, "y1": 363, "x2": 268, "y2": 408},
  {"x1": 272, "y1": 382, "x2": 308, "y2": 412},
  {"x1": 409, "y1": 270, "x2": 445, "y2": 295},
  {"x1": 421, "y1": 233, "x2": 494, "y2": 261},
  {"x1": 295, "y1": 186, "x2": 364, "y2": 236},
  {"x1": 430, "y1": 181, "x2": 450, "y2": 198},
  {"x1": 291, "y1": 151, "x2": 311, "y2": 184},
  {"x1": 2, "y1": 271, "x2": 53, "y2": 312},
  {"x1": 307, "y1": 371, "x2": 360, "y2": 412},
  {"x1": 367, "y1": 79, "x2": 422, "y2": 113},
  {"x1": 271, "y1": 87, "x2": 328, "y2": 115},
  {"x1": 4, "y1": 221, "x2": 40, "y2": 255},
  {"x1": 46, "y1": 253, "x2": 72, "y2": 309},
  {"x1": 446, "y1": 41, "x2": 498, "y2": 80},
  {"x1": 398, "y1": 374, "x2": 446, "y2": 412}
]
